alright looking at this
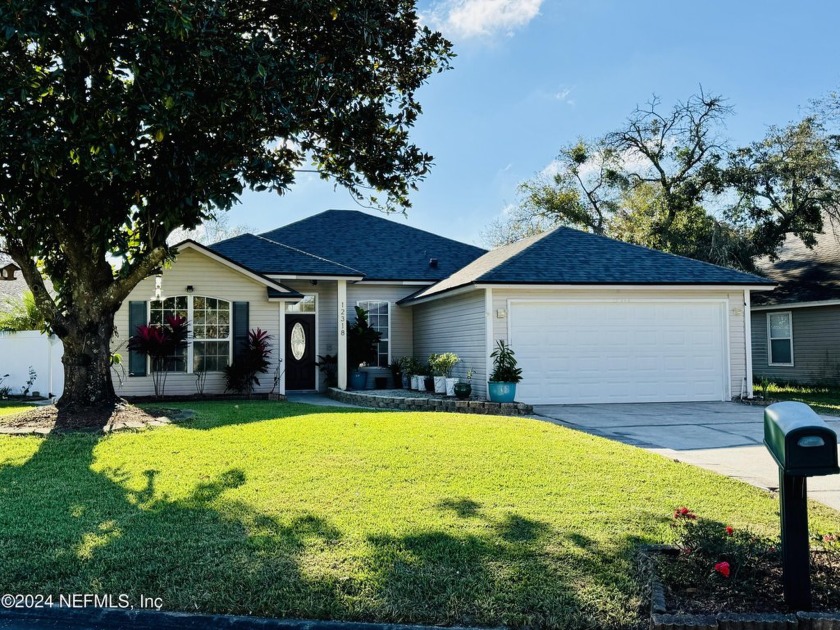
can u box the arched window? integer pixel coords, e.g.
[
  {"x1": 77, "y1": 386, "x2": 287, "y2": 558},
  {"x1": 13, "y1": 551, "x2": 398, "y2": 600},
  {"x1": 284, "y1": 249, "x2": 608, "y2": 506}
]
[{"x1": 147, "y1": 296, "x2": 232, "y2": 373}]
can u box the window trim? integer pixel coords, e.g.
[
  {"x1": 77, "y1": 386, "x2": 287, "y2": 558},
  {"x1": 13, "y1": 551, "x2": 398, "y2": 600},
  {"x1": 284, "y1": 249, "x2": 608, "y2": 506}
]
[
  {"x1": 767, "y1": 311, "x2": 794, "y2": 367},
  {"x1": 356, "y1": 300, "x2": 390, "y2": 367},
  {"x1": 147, "y1": 295, "x2": 233, "y2": 374}
]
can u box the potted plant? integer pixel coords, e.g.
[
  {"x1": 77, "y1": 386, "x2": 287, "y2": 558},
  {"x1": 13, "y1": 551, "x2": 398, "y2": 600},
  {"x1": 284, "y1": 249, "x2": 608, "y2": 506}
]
[
  {"x1": 488, "y1": 340, "x2": 522, "y2": 403},
  {"x1": 347, "y1": 306, "x2": 382, "y2": 390},
  {"x1": 429, "y1": 353, "x2": 447, "y2": 394},
  {"x1": 397, "y1": 357, "x2": 413, "y2": 389},
  {"x1": 437, "y1": 352, "x2": 461, "y2": 396},
  {"x1": 389, "y1": 360, "x2": 402, "y2": 389},
  {"x1": 421, "y1": 364, "x2": 434, "y2": 392},
  {"x1": 454, "y1": 368, "x2": 472, "y2": 400}
]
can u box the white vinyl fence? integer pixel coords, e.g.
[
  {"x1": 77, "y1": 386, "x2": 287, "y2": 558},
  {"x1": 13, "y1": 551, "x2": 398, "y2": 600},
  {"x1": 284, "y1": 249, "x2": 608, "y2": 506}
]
[{"x1": 0, "y1": 331, "x2": 64, "y2": 398}]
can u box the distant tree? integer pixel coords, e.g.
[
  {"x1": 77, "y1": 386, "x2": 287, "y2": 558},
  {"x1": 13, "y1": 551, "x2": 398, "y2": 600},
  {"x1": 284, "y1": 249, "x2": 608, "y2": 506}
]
[
  {"x1": 0, "y1": 291, "x2": 47, "y2": 332},
  {"x1": 726, "y1": 116, "x2": 840, "y2": 257},
  {"x1": 0, "y1": 1, "x2": 452, "y2": 420},
  {"x1": 168, "y1": 214, "x2": 251, "y2": 246},
  {"x1": 484, "y1": 91, "x2": 736, "y2": 262}
]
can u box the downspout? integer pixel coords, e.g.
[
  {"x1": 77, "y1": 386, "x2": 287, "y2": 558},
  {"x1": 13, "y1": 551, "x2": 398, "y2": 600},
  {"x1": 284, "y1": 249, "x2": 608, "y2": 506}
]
[{"x1": 744, "y1": 289, "x2": 754, "y2": 399}]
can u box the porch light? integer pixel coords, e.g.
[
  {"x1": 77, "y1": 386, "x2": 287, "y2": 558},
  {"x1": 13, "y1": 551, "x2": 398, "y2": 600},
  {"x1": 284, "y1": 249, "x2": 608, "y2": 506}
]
[{"x1": 151, "y1": 273, "x2": 165, "y2": 302}]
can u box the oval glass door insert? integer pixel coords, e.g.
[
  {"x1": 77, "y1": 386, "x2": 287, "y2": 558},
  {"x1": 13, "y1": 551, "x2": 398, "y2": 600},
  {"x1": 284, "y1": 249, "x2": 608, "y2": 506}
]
[{"x1": 291, "y1": 322, "x2": 306, "y2": 360}]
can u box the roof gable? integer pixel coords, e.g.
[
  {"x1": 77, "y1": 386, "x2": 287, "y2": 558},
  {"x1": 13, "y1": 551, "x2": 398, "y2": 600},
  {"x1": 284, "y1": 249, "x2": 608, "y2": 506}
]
[
  {"x1": 255, "y1": 210, "x2": 486, "y2": 281},
  {"x1": 405, "y1": 227, "x2": 772, "y2": 302}
]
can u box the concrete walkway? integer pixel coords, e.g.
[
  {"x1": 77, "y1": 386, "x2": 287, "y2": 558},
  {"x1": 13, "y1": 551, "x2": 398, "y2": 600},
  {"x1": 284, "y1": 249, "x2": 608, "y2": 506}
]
[
  {"x1": 285, "y1": 393, "x2": 367, "y2": 408},
  {"x1": 534, "y1": 401, "x2": 840, "y2": 511}
]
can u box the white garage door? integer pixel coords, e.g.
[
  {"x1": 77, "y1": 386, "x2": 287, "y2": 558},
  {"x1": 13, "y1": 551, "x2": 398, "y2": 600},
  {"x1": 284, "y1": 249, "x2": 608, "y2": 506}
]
[{"x1": 509, "y1": 300, "x2": 728, "y2": 405}]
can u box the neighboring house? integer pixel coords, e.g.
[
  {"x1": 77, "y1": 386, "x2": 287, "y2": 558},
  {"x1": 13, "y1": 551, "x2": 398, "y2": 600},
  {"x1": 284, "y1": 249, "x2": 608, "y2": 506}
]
[
  {"x1": 112, "y1": 209, "x2": 772, "y2": 404},
  {"x1": 0, "y1": 252, "x2": 26, "y2": 303},
  {"x1": 751, "y1": 227, "x2": 840, "y2": 385}
]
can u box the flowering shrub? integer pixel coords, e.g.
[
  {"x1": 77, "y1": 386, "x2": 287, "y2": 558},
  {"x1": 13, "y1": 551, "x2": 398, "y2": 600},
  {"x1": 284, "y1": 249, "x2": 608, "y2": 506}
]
[{"x1": 657, "y1": 508, "x2": 840, "y2": 613}]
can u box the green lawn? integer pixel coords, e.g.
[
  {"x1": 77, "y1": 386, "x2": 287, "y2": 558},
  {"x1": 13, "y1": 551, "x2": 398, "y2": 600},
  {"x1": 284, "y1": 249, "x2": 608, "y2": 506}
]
[
  {"x1": 761, "y1": 382, "x2": 840, "y2": 415},
  {"x1": 1, "y1": 401, "x2": 839, "y2": 629},
  {"x1": 0, "y1": 400, "x2": 35, "y2": 418}
]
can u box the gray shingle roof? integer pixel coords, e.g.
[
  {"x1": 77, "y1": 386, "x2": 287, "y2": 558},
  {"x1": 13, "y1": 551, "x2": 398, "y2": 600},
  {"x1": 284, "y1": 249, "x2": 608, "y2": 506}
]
[
  {"x1": 0, "y1": 252, "x2": 28, "y2": 303},
  {"x1": 250, "y1": 210, "x2": 487, "y2": 281},
  {"x1": 402, "y1": 227, "x2": 773, "y2": 303},
  {"x1": 211, "y1": 233, "x2": 364, "y2": 277},
  {"x1": 753, "y1": 225, "x2": 840, "y2": 306}
]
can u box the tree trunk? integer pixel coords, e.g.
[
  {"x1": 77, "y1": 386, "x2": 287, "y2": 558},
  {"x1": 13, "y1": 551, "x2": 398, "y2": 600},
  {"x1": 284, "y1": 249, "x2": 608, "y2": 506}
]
[{"x1": 57, "y1": 311, "x2": 120, "y2": 414}]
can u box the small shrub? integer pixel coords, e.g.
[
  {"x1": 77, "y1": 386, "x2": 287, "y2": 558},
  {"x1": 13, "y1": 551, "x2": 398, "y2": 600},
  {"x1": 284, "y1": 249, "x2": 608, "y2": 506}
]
[
  {"x1": 224, "y1": 328, "x2": 272, "y2": 396},
  {"x1": 21, "y1": 366, "x2": 36, "y2": 397},
  {"x1": 489, "y1": 340, "x2": 522, "y2": 383},
  {"x1": 315, "y1": 354, "x2": 338, "y2": 388}
]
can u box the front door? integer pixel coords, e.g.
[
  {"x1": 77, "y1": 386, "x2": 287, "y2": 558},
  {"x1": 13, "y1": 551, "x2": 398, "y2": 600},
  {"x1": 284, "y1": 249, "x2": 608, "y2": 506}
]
[{"x1": 285, "y1": 314, "x2": 316, "y2": 390}]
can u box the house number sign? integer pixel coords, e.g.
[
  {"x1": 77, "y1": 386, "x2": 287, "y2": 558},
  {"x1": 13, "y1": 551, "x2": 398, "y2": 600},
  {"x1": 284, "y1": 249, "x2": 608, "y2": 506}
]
[{"x1": 339, "y1": 300, "x2": 346, "y2": 336}]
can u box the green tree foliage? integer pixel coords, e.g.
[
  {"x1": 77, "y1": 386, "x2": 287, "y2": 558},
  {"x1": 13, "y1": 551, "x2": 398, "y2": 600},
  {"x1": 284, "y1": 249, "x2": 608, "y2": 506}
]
[
  {"x1": 486, "y1": 89, "x2": 840, "y2": 272},
  {"x1": 0, "y1": 290, "x2": 47, "y2": 332},
  {"x1": 0, "y1": 1, "x2": 452, "y2": 416},
  {"x1": 726, "y1": 116, "x2": 840, "y2": 257}
]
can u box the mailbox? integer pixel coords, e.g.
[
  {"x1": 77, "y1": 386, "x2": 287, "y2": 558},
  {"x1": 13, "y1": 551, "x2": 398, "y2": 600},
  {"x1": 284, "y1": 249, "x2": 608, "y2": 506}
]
[
  {"x1": 764, "y1": 401, "x2": 839, "y2": 477},
  {"x1": 764, "y1": 401, "x2": 840, "y2": 611}
]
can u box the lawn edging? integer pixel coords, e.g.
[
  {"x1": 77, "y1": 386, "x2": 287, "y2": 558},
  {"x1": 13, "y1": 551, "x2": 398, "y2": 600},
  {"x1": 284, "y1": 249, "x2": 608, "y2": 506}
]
[
  {"x1": 327, "y1": 388, "x2": 533, "y2": 416},
  {"x1": 642, "y1": 546, "x2": 840, "y2": 630}
]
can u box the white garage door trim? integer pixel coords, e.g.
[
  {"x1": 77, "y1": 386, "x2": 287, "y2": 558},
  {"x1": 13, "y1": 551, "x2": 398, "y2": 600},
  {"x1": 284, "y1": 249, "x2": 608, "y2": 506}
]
[{"x1": 507, "y1": 298, "x2": 731, "y2": 404}]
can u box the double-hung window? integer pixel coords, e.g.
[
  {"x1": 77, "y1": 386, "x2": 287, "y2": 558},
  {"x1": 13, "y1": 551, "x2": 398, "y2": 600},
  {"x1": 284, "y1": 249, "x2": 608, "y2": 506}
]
[
  {"x1": 357, "y1": 300, "x2": 390, "y2": 367},
  {"x1": 767, "y1": 311, "x2": 793, "y2": 366},
  {"x1": 148, "y1": 296, "x2": 232, "y2": 372}
]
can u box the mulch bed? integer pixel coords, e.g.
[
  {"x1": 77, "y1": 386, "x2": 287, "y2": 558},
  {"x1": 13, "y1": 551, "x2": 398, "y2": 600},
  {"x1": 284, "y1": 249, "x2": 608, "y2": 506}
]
[
  {"x1": 0, "y1": 403, "x2": 194, "y2": 435},
  {"x1": 653, "y1": 549, "x2": 840, "y2": 614}
]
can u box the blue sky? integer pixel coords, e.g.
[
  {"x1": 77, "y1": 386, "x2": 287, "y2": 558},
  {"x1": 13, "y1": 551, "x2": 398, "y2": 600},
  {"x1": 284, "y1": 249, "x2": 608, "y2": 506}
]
[{"x1": 225, "y1": 0, "x2": 840, "y2": 248}]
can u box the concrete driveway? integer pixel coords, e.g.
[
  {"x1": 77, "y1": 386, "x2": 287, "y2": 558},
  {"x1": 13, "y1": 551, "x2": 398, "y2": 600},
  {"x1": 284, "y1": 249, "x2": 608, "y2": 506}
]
[{"x1": 534, "y1": 402, "x2": 840, "y2": 511}]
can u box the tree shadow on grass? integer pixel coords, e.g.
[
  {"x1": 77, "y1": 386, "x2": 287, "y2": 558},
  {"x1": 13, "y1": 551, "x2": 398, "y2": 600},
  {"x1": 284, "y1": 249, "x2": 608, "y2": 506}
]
[
  {"x1": 0, "y1": 435, "x2": 346, "y2": 618},
  {"x1": 155, "y1": 400, "x2": 383, "y2": 431},
  {"x1": 0, "y1": 439, "x2": 652, "y2": 628},
  {"x1": 357, "y1": 498, "x2": 650, "y2": 628}
]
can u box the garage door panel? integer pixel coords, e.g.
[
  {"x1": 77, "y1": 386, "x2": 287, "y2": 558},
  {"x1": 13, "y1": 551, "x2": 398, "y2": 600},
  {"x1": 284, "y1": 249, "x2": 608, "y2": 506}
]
[{"x1": 510, "y1": 301, "x2": 727, "y2": 405}]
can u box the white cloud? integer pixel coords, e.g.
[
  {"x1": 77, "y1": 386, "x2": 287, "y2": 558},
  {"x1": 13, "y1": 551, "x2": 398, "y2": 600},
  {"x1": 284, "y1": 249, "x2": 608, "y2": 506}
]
[
  {"x1": 425, "y1": 0, "x2": 543, "y2": 39},
  {"x1": 554, "y1": 87, "x2": 574, "y2": 105}
]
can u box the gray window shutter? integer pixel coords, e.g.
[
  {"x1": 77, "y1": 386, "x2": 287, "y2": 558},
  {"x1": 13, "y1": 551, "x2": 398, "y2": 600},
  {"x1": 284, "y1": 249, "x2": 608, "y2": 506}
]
[
  {"x1": 232, "y1": 301, "x2": 249, "y2": 362},
  {"x1": 128, "y1": 301, "x2": 147, "y2": 377}
]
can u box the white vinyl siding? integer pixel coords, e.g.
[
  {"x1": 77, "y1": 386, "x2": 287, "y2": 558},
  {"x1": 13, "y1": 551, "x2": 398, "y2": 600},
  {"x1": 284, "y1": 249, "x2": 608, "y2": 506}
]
[
  {"x1": 347, "y1": 284, "x2": 415, "y2": 362},
  {"x1": 112, "y1": 248, "x2": 282, "y2": 397},
  {"x1": 767, "y1": 311, "x2": 794, "y2": 366},
  {"x1": 412, "y1": 290, "x2": 486, "y2": 398}
]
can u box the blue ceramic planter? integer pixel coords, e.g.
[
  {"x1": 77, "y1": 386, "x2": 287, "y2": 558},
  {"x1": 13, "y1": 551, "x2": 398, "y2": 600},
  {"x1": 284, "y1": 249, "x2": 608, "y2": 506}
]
[
  {"x1": 487, "y1": 381, "x2": 516, "y2": 403},
  {"x1": 349, "y1": 371, "x2": 368, "y2": 390}
]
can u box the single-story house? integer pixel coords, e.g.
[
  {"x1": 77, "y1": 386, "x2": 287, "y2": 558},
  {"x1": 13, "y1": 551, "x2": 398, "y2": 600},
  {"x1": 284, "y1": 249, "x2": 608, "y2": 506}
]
[
  {"x1": 751, "y1": 226, "x2": 840, "y2": 385},
  {"x1": 113, "y1": 210, "x2": 773, "y2": 404}
]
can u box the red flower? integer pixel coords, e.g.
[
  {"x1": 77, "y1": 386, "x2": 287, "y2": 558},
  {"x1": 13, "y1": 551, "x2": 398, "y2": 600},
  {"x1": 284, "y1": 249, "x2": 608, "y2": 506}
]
[
  {"x1": 714, "y1": 561, "x2": 731, "y2": 578},
  {"x1": 725, "y1": 526, "x2": 734, "y2": 536},
  {"x1": 673, "y1": 506, "x2": 697, "y2": 520},
  {"x1": 824, "y1": 534, "x2": 838, "y2": 543}
]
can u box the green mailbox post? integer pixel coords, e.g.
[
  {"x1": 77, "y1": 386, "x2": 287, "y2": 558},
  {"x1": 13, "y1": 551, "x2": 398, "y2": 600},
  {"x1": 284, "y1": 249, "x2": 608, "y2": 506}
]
[{"x1": 764, "y1": 401, "x2": 839, "y2": 610}]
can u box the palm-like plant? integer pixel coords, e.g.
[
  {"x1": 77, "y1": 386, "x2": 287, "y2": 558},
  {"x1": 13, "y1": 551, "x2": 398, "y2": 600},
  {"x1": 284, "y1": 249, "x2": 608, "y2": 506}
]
[
  {"x1": 128, "y1": 314, "x2": 190, "y2": 397},
  {"x1": 0, "y1": 291, "x2": 47, "y2": 332}
]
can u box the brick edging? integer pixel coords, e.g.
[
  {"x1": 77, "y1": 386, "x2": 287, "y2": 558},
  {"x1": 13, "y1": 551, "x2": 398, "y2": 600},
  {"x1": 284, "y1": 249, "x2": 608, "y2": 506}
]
[
  {"x1": 641, "y1": 546, "x2": 840, "y2": 629},
  {"x1": 326, "y1": 388, "x2": 533, "y2": 416}
]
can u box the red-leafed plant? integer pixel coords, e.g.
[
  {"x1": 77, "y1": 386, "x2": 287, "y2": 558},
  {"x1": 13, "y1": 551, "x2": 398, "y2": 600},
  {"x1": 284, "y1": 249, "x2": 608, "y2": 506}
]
[
  {"x1": 128, "y1": 315, "x2": 190, "y2": 398},
  {"x1": 225, "y1": 328, "x2": 272, "y2": 397}
]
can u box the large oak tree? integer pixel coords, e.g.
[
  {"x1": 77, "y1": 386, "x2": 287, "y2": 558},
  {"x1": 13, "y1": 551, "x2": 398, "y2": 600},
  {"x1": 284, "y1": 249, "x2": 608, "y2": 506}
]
[{"x1": 0, "y1": 0, "x2": 452, "y2": 417}]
